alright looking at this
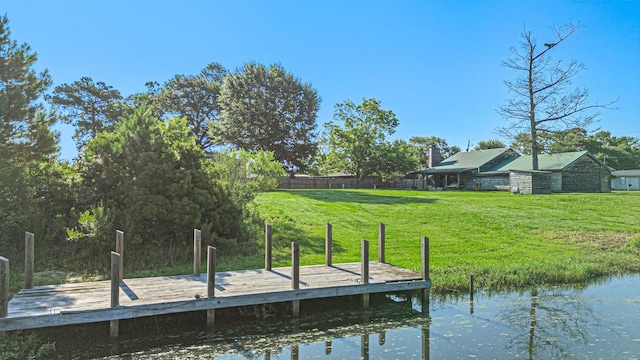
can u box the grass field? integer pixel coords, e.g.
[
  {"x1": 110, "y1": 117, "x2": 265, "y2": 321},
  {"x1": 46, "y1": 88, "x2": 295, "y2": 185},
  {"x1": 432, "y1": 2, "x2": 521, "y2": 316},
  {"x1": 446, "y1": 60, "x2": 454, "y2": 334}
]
[{"x1": 251, "y1": 189, "x2": 640, "y2": 294}]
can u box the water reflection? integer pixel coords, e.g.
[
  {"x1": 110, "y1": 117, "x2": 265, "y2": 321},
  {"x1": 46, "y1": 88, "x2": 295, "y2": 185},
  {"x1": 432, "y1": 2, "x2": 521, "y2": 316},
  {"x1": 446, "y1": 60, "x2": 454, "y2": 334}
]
[
  {"x1": 43, "y1": 276, "x2": 639, "y2": 359},
  {"x1": 500, "y1": 287, "x2": 594, "y2": 359}
]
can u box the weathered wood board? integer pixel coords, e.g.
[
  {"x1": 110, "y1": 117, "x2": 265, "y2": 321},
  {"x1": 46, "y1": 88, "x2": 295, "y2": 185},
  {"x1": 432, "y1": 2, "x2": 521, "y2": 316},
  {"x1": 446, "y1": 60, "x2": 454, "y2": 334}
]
[{"x1": 0, "y1": 262, "x2": 430, "y2": 332}]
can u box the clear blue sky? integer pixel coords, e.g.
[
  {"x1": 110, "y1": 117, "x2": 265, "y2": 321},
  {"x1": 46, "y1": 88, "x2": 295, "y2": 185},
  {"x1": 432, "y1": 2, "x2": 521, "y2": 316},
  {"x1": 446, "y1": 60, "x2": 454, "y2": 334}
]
[{"x1": 3, "y1": 0, "x2": 639, "y2": 160}]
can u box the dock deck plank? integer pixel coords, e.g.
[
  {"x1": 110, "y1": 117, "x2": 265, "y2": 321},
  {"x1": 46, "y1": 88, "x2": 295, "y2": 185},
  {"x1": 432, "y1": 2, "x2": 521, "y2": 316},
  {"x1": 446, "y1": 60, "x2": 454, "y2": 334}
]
[{"x1": 0, "y1": 261, "x2": 430, "y2": 332}]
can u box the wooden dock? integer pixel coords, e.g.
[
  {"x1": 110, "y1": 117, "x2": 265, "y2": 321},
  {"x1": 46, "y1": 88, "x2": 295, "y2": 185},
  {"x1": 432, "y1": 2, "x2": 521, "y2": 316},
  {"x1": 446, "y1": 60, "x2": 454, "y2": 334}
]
[{"x1": 0, "y1": 224, "x2": 431, "y2": 337}]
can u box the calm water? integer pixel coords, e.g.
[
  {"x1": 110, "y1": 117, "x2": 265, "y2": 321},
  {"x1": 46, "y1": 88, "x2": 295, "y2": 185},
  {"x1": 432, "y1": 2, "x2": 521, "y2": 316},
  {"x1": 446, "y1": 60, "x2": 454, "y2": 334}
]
[{"x1": 46, "y1": 275, "x2": 640, "y2": 359}]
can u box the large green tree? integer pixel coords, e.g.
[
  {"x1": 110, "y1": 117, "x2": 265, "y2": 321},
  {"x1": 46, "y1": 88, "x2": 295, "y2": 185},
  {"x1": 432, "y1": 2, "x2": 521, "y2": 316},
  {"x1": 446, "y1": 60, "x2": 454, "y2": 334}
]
[
  {"x1": 50, "y1": 77, "x2": 123, "y2": 150},
  {"x1": 0, "y1": 15, "x2": 57, "y2": 164},
  {"x1": 497, "y1": 22, "x2": 615, "y2": 170},
  {"x1": 0, "y1": 15, "x2": 75, "y2": 267},
  {"x1": 216, "y1": 62, "x2": 320, "y2": 174},
  {"x1": 78, "y1": 106, "x2": 244, "y2": 268},
  {"x1": 150, "y1": 63, "x2": 228, "y2": 152},
  {"x1": 324, "y1": 98, "x2": 416, "y2": 183}
]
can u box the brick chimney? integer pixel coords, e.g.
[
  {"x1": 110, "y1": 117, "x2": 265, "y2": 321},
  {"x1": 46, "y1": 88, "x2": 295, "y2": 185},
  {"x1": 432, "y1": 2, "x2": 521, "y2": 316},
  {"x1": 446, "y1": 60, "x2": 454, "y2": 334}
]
[{"x1": 428, "y1": 146, "x2": 441, "y2": 168}]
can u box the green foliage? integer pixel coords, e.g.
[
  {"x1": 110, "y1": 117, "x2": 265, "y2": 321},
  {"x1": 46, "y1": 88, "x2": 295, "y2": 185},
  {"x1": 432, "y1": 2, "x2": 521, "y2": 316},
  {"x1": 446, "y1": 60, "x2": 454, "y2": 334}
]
[
  {"x1": 0, "y1": 158, "x2": 77, "y2": 272},
  {"x1": 408, "y1": 136, "x2": 461, "y2": 168},
  {"x1": 474, "y1": 139, "x2": 507, "y2": 151},
  {"x1": 50, "y1": 77, "x2": 123, "y2": 150},
  {"x1": 78, "y1": 106, "x2": 246, "y2": 269},
  {"x1": 584, "y1": 131, "x2": 640, "y2": 169},
  {"x1": 208, "y1": 149, "x2": 286, "y2": 206},
  {"x1": 0, "y1": 15, "x2": 57, "y2": 164},
  {"x1": 146, "y1": 63, "x2": 228, "y2": 152},
  {"x1": 216, "y1": 62, "x2": 320, "y2": 174},
  {"x1": 0, "y1": 332, "x2": 55, "y2": 360},
  {"x1": 324, "y1": 98, "x2": 415, "y2": 183}
]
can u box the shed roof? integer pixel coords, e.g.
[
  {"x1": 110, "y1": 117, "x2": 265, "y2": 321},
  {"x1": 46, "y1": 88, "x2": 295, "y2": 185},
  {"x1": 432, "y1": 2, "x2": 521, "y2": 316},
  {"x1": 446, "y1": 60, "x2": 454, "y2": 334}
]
[
  {"x1": 488, "y1": 151, "x2": 606, "y2": 172},
  {"x1": 416, "y1": 148, "x2": 512, "y2": 174},
  {"x1": 611, "y1": 169, "x2": 640, "y2": 177}
]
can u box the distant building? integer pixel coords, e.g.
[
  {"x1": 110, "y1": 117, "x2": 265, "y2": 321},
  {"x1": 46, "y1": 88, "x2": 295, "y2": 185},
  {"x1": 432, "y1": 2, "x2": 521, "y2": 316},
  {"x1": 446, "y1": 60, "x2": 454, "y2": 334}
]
[
  {"x1": 611, "y1": 170, "x2": 640, "y2": 190},
  {"x1": 414, "y1": 148, "x2": 611, "y2": 194}
]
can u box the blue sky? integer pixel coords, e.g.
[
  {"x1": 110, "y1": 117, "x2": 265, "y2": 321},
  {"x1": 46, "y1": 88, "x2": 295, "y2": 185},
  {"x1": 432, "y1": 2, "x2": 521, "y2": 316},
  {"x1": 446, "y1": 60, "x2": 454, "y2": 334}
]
[{"x1": 4, "y1": 0, "x2": 639, "y2": 160}]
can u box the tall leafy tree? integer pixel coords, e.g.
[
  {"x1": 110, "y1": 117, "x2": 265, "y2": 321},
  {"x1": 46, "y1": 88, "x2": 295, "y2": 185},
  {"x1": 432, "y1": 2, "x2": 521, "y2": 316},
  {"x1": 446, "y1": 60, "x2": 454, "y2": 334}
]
[
  {"x1": 152, "y1": 63, "x2": 227, "y2": 152},
  {"x1": 0, "y1": 15, "x2": 57, "y2": 164},
  {"x1": 79, "y1": 106, "x2": 244, "y2": 268},
  {"x1": 50, "y1": 77, "x2": 123, "y2": 150},
  {"x1": 474, "y1": 139, "x2": 507, "y2": 150},
  {"x1": 497, "y1": 22, "x2": 615, "y2": 170},
  {"x1": 0, "y1": 15, "x2": 71, "y2": 265},
  {"x1": 325, "y1": 98, "x2": 415, "y2": 184},
  {"x1": 216, "y1": 62, "x2": 320, "y2": 174}
]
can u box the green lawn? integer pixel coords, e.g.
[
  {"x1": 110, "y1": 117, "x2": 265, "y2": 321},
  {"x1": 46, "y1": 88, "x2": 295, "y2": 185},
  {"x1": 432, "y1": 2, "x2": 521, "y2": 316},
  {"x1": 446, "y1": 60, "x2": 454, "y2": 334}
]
[{"x1": 252, "y1": 189, "x2": 640, "y2": 294}]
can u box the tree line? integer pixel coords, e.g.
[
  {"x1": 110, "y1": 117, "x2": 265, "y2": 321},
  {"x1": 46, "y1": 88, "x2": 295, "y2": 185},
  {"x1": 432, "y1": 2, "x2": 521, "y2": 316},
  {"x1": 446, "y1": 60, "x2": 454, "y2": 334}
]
[{"x1": 1, "y1": 15, "x2": 638, "y2": 274}]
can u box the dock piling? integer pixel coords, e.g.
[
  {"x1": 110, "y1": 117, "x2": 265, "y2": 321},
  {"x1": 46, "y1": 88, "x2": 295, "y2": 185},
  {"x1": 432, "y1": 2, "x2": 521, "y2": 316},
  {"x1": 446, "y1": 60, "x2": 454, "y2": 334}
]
[
  {"x1": 25, "y1": 232, "x2": 34, "y2": 289},
  {"x1": 421, "y1": 237, "x2": 429, "y2": 281},
  {"x1": 421, "y1": 236, "x2": 430, "y2": 314},
  {"x1": 110, "y1": 251, "x2": 120, "y2": 338},
  {"x1": 193, "y1": 229, "x2": 201, "y2": 276},
  {"x1": 115, "y1": 230, "x2": 124, "y2": 281},
  {"x1": 325, "y1": 223, "x2": 332, "y2": 266},
  {"x1": 291, "y1": 242, "x2": 300, "y2": 317},
  {"x1": 361, "y1": 239, "x2": 370, "y2": 309},
  {"x1": 378, "y1": 223, "x2": 385, "y2": 263},
  {"x1": 207, "y1": 246, "x2": 216, "y2": 327},
  {"x1": 265, "y1": 223, "x2": 272, "y2": 270},
  {"x1": 1, "y1": 257, "x2": 8, "y2": 318}
]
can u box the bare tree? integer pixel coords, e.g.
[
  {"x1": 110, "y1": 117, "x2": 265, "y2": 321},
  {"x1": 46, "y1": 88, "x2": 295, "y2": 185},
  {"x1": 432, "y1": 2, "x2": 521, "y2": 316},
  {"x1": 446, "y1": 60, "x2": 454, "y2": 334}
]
[{"x1": 497, "y1": 22, "x2": 616, "y2": 170}]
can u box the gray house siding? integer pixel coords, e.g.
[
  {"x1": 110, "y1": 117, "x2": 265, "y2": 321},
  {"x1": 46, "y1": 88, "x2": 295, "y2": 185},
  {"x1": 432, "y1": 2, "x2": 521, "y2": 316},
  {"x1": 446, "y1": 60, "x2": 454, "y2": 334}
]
[
  {"x1": 509, "y1": 171, "x2": 552, "y2": 195},
  {"x1": 550, "y1": 172, "x2": 562, "y2": 192},
  {"x1": 476, "y1": 175, "x2": 510, "y2": 190}
]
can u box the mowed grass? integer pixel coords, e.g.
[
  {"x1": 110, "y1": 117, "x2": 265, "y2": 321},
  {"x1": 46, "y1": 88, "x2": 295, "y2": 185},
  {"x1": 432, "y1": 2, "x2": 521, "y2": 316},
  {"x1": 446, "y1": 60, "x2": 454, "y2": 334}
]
[{"x1": 252, "y1": 189, "x2": 640, "y2": 294}]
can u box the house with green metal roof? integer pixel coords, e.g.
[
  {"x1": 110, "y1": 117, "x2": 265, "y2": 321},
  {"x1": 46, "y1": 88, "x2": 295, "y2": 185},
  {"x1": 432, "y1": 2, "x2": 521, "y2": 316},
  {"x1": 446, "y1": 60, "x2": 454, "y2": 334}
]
[
  {"x1": 416, "y1": 148, "x2": 611, "y2": 193},
  {"x1": 415, "y1": 148, "x2": 519, "y2": 190}
]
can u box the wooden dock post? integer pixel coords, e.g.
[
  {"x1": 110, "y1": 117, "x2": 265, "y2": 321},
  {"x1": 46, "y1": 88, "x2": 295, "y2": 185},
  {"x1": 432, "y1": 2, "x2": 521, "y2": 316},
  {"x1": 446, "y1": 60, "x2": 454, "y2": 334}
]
[
  {"x1": 110, "y1": 251, "x2": 120, "y2": 338},
  {"x1": 193, "y1": 229, "x2": 201, "y2": 276},
  {"x1": 24, "y1": 232, "x2": 34, "y2": 289},
  {"x1": 421, "y1": 236, "x2": 429, "y2": 281},
  {"x1": 265, "y1": 223, "x2": 272, "y2": 270},
  {"x1": 1, "y1": 257, "x2": 8, "y2": 318},
  {"x1": 378, "y1": 223, "x2": 385, "y2": 263},
  {"x1": 470, "y1": 274, "x2": 474, "y2": 301},
  {"x1": 207, "y1": 246, "x2": 216, "y2": 327},
  {"x1": 325, "y1": 223, "x2": 332, "y2": 266},
  {"x1": 291, "y1": 242, "x2": 300, "y2": 317},
  {"x1": 115, "y1": 230, "x2": 124, "y2": 281},
  {"x1": 361, "y1": 239, "x2": 370, "y2": 309}
]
